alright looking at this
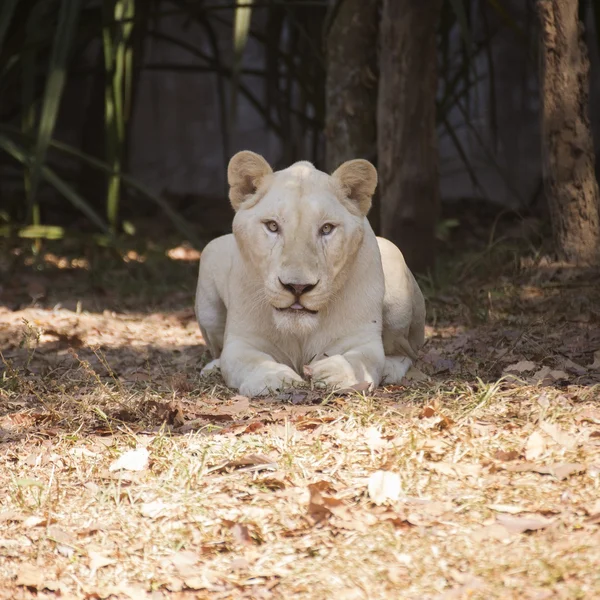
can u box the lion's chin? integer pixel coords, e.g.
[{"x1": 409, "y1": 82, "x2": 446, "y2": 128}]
[{"x1": 272, "y1": 306, "x2": 319, "y2": 335}]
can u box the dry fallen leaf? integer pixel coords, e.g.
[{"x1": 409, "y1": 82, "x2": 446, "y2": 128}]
[
  {"x1": 0, "y1": 510, "x2": 26, "y2": 523},
  {"x1": 307, "y1": 481, "x2": 352, "y2": 523},
  {"x1": 368, "y1": 470, "x2": 401, "y2": 505},
  {"x1": 419, "y1": 405, "x2": 436, "y2": 419},
  {"x1": 88, "y1": 550, "x2": 116, "y2": 575},
  {"x1": 537, "y1": 393, "x2": 550, "y2": 409},
  {"x1": 377, "y1": 511, "x2": 413, "y2": 529},
  {"x1": 496, "y1": 513, "x2": 554, "y2": 534},
  {"x1": 23, "y1": 515, "x2": 51, "y2": 528},
  {"x1": 504, "y1": 360, "x2": 537, "y2": 373},
  {"x1": 494, "y1": 450, "x2": 519, "y2": 462},
  {"x1": 218, "y1": 396, "x2": 250, "y2": 415},
  {"x1": 47, "y1": 525, "x2": 76, "y2": 557},
  {"x1": 108, "y1": 446, "x2": 149, "y2": 472},
  {"x1": 426, "y1": 462, "x2": 481, "y2": 479},
  {"x1": 550, "y1": 463, "x2": 587, "y2": 480},
  {"x1": 471, "y1": 524, "x2": 511, "y2": 542},
  {"x1": 589, "y1": 464, "x2": 600, "y2": 478},
  {"x1": 227, "y1": 522, "x2": 253, "y2": 546},
  {"x1": 421, "y1": 438, "x2": 450, "y2": 456},
  {"x1": 539, "y1": 421, "x2": 577, "y2": 450},
  {"x1": 77, "y1": 521, "x2": 106, "y2": 537},
  {"x1": 576, "y1": 409, "x2": 600, "y2": 424},
  {"x1": 419, "y1": 500, "x2": 453, "y2": 516},
  {"x1": 525, "y1": 431, "x2": 546, "y2": 461},
  {"x1": 505, "y1": 462, "x2": 586, "y2": 480},
  {"x1": 488, "y1": 504, "x2": 527, "y2": 514},
  {"x1": 585, "y1": 513, "x2": 600, "y2": 525},
  {"x1": 563, "y1": 359, "x2": 587, "y2": 375},
  {"x1": 584, "y1": 499, "x2": 600, "y2": 516},
  {"x1": 140, "y1": 500, "x2": 175, "y2": 519},
  {"x1": 183, "y1": 573, "x2": 215, "y2": 591},
  {"x1": 207, "y1": 453, "x2": 277, "y2": 474},
  {"x1": 365, "y1": 427, "x2": 388, "y2": 451},
  {"x1": 15, "y1": 564, "x2": 44, "y2": 589},
  {"x1": 584, "y1": 498, "x2": 600, "y2": 524},
  {"x1": 170, "y1": 550, "x2": 201, "y2": 578},
  {"x1": 548, "y1": 369, "x2": 569, "y2": 380}
]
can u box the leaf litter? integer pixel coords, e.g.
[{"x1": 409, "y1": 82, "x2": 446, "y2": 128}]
[{"x1": 1, "y1": 242, "x2": 600, "y2": 599}]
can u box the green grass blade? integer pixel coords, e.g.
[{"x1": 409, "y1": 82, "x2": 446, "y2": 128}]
[
  {"x1": 102, "y1": 0, "x2": 119, "y2": 231},
  {"x1": 28, "y1": 0, "x2": 83, "y2": 212},
  {"x1": 21, "y1": 2, "x2": 48, "y2": 230},
  {"x1": 231, "y1": 0, "x2": 253, "y2": 132},
  {"x1": 102, "y1": 0, "x2": 135, "y2": 232}
]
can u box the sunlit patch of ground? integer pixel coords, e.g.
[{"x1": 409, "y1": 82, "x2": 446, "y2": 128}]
[{"x1": 1, "y1": 235, "x2": 600, "y2": 599}]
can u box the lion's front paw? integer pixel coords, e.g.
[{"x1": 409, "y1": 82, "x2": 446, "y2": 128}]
[
  {"x1": 307, "y1": 355, "x2": 366, "y2": 391},
  {"x1": 381, "y1": 356, "x2": 412, "y2": 384},
  {"x1": 238, "y1": 368, "x2": 304, "y2": 397}
]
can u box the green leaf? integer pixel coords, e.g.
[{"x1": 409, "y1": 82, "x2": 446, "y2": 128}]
[
  {"x1": 103, "y1": 0, "x2": 136, "y2": 232},
  {"x1": 122, "y1": 220, "x2": 136, "y2": 235},
  {"x1": 0, "y1": 225, "x2": 65, "y2": 240},
  {"x1": 231, "y1": 0, "x2": 254, "y2": 131},
  {"x1": 28, "y1": 0, "x2": 83, "y2": 212}
]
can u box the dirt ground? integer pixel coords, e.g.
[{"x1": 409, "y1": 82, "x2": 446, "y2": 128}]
[{"x1": 1, "y1": 219, "x2": 600, "y2": 600}]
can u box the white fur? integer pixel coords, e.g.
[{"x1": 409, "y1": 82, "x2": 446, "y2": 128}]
[{"x1": 195, "y1": 152, "x2": 425, "y2": 396}]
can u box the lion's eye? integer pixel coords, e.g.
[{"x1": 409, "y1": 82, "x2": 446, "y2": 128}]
[
  {"x1": 265, "y1": 220, "x2": 279, "y2": 233},
  {"x1": 320, "y1": 223, "x2": 335, "y2": 236}
]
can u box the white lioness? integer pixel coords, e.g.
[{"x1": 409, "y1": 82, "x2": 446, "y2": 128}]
[{"x1": 195, "y1": 151, "x2": 425, "y2": 396}]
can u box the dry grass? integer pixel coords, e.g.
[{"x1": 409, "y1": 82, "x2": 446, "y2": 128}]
[{"x1": 1, "y1": 236, "x2": 600, "y2": 600}]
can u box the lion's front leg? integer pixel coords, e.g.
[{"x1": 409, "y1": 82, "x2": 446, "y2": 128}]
[
  {"x1": 308, "y1": 341, "x2": 385, "y2": 391},
  {"x1": 220, "y1": 339, "x2": 304, "y2": 396}
]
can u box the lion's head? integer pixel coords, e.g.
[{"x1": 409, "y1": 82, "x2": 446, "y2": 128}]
[{"x1": 228, "y1": 151, "x2": 378, "y2": 333}]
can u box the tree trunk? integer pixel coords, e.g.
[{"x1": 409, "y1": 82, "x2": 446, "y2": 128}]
[
  {"x1": 325, "y1": 0, "x2": 379, "y2": 231},
  {"x1": 537, "y1": 0, "x2": 600, "y2": 265},
  {"x1": 378, "y1": 0, "x2": 442, "y2": 273}
]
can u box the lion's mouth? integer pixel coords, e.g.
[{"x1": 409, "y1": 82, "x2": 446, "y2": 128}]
[{"x1": 276, "y1": 302, "x2": 318, "y2": 315}]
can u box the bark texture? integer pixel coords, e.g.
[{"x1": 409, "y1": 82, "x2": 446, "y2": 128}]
[
  {"x1": 377, "y1": 0, "x2": 442, "y2": 273},
  {"x1": 537, "y1": 0, "x2": 600, "y2": 265},
  {"x1": 325, "y1": 0, "x2": 379, "y2": 230}
]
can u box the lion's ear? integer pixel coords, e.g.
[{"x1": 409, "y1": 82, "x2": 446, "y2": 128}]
[
  {"x1": 228, "y1": 151, "x2": 273, "y2": 210},
  {"x1": 331, "y1": 159, "x2": 378, "y2": 216}
]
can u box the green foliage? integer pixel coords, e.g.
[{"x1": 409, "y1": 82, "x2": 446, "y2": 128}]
[
  {"x1": 0, "y1": 0, "x2": 328, "y2": 244},
  {"x1": 0, "y1": 0, "x2": 530, "y2": 244}
]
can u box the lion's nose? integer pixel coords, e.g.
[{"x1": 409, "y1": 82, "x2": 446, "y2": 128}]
[{"x1": 279, "y1": 279, "x2": 318, "y2": 296}]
